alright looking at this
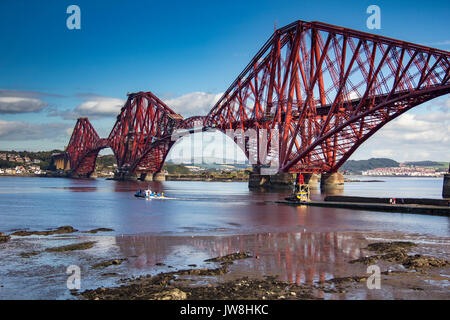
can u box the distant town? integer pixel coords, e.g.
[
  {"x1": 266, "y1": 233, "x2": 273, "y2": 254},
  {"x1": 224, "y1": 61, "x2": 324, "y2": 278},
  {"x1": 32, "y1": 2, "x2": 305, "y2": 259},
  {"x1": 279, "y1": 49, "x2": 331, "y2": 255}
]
[
  {"x1": 361, "y1": 164, "x2": 446, "y2": 177},
  {"x1": 343, "y1": 158, "x2": 448, "y2": 177},
  {"x1": 0, "y1": 151, "x2": 448, "y2": 178},
  {"x1": 0, "y1": 152, "x2": 45, "y2": 176}
]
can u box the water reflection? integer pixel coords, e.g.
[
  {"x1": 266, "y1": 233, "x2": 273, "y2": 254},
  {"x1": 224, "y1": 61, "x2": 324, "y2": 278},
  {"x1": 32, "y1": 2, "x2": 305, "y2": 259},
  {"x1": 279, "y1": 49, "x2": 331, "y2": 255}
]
[
  {"x1": 115, "y1": 231, "x2": 365, "y2": 287},
  {"x1": 0, "y1": 177, "x2": 448, "y2": 237}
]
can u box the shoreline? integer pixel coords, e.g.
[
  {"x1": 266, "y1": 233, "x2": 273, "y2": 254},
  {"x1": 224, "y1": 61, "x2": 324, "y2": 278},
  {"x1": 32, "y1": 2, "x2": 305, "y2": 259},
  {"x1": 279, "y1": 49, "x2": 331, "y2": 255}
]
[
  {"x1": 166, "y1": 174, "x2": 248, "y2": 182},
  {"x1": 1, "y1": 226, "x2": 449, "y2": 300},
  {"x1": 0, "y1": 173, "x2": 445, "y2": 180}
]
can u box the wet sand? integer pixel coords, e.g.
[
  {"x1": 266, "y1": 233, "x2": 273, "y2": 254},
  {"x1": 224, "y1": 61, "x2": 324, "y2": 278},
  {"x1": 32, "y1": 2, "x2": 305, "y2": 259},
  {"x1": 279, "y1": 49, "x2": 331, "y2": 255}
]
[{"x1": 0, "y1": 228, "x2": 448, "y2": 300}]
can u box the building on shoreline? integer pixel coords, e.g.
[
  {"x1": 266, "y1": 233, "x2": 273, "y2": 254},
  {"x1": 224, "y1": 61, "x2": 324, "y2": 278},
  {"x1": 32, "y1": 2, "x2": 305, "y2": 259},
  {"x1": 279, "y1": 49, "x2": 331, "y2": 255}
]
[{"x1": 362, "y1": 166, "x2": 445, "y2": 177}]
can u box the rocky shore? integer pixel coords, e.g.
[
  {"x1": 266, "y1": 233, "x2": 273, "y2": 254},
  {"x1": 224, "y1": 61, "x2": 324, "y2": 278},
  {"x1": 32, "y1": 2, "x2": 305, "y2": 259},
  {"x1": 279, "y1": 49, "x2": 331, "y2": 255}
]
[
  {"x1": 75, "y1": 252, "x2": 320, "y2": 300},
  {"x1": 1, "y1": 227, "x2": 449, "y2": 300},
  {"x1": 0, "y1": 232, "x2": 10, "y2": 243},
  {"x1": 74, "y1": 241, "x2": 449, "y2": 300}
]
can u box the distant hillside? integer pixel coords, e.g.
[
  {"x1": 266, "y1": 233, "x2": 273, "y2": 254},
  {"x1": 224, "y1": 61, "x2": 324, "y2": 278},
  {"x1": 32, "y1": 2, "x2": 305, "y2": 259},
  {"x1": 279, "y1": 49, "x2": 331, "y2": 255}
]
[
  {"x1": 96, "y1": 154, "x2": 116, "y2": 168},
  {"x1": 162, "y1": 163, "x2": 191, "y2": 174},
  {"x1": 166, "y1": 158, "x2": 251, "y2": 170},
  {"x1": 0, "y1": 149, "x2": 63, "y2": 170},
  {"x1": 341, "y1": 158, "x2": 399, "y2": 174},
  {"x1": 404, "y1": 160, "x2": 448, "y2": 168}
]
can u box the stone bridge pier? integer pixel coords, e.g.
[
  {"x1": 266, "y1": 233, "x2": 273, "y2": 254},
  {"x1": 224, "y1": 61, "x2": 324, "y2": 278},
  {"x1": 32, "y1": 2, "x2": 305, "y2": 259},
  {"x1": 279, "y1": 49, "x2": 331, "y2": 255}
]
[
  {"x1": 118, "y1": 172, "x2": 166, "y2": 181},
  {"x1": 248, "y1": 171, "x2": 340, "y2": 191},
  {"x1": 443, "y1": 174, "x2": 450, "y2": 198}
]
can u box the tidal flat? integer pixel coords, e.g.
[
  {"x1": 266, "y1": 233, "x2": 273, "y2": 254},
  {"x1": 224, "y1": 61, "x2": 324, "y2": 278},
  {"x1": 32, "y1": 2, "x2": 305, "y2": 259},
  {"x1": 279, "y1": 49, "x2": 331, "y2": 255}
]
[{"x1": 0, "y1": 227, "x2": 448, "y2": 300}]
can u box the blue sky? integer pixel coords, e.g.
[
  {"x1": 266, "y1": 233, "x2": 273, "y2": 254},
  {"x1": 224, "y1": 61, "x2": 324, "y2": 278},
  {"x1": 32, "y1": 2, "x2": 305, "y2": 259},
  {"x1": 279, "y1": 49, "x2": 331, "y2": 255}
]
[{"x1": 0, "y1": 0, "x2": 449, "y2": 161}]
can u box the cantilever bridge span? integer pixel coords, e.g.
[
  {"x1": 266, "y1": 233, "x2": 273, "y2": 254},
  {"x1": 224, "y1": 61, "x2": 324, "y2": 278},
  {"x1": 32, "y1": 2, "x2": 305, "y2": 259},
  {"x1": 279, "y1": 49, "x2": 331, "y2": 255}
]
[{"x1": 60, "y1": 20, "x2": 450, "y2": 179}]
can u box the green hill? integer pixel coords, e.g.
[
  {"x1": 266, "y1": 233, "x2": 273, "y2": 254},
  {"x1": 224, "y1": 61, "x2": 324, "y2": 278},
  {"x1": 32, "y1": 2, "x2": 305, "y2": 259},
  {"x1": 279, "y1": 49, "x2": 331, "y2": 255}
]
[
  {"x1": 96, "y1": 154, "x2": 116, "y2": 168},
  {"x1": 341, "y1": 158, "x2": 399, "y2": 174}
]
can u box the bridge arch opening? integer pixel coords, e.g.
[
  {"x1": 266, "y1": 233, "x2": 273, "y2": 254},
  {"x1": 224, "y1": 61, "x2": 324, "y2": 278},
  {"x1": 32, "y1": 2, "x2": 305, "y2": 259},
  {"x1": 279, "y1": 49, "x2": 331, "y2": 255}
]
[
  {"x1": 94, "y1": 148, "x2": 117, "y2": 178},
  {"x1": 166, "y1": 130, "x2": 248, "y2": 167}
]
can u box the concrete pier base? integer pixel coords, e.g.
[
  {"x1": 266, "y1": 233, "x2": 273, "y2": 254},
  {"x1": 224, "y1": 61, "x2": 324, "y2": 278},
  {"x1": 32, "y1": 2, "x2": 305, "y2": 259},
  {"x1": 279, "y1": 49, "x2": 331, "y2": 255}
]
[
  {"x1": 443, "y1": 174, "x2": 450, "y2": 198},
  {"x1": 303, "y1": 173, "x2": 320, "y2": 189},
  {"x1": 153, "y1": 172, "x2": 166, "y2": 182},
  {"x1": 320, "y1": 172, "x2": 344, "y2": 191},
  {"x1": 248, "y1": 172, "x2": 296, "y2": 190},
  {"x1": 141, "y1": 173, "x2": 153, "y2": 181},
  {"x1": 68, "y1": 172, "x2": 94, "y2": 179},
  {"x1": 249, "y1": 172, "x2": 323, "y2": 190},
  {"x1": 114, "y1": 172, "x2": 139, "y2": 181}
]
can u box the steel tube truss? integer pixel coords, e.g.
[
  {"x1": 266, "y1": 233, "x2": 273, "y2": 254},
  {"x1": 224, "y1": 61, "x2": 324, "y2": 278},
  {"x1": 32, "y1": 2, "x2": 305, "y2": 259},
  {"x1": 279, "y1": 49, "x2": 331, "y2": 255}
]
[
  {"x1": 108, "y1": 92, "x2": 183, "y2": 176},
  {"x1": 65, "y1": 118, "x2": 108, "y2": 176},
  {"x1": 204, "y1": 20, "x2": 450, "y2": 173},
  {"x1": 64, "y1": 20, "x2": 450, "y2": 177}
]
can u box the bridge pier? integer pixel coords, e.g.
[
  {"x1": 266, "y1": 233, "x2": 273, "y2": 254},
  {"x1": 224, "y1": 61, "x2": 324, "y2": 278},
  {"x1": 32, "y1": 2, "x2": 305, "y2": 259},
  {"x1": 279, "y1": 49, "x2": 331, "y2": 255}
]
[
  {"x1": 443, "y1": 174, "x2": 450, "y2": 198},
  {"x1": 248, "y1": 172, "x2": 295, "y2": 190},
  {"x1": 114, "y1": 171, "x2": 140, "y2": 181},
  {"x1": 153, "y1": 172, "x2": 166, "y2": 182},
  {"x1": 320, "y1": 172, "x2": 344, "y2": 192},
  {"x1": 303, "y1": 173, "x2": 320, "y2": 189},
  {"x1": 68, "y1": 172, "x2": 94, "y2": 179},
  {"x1": 248, "y1": 172, "x2": 323, "y2": 190},
  {"x1": 140, "y1": 173, "x2": 153, "y2": 181},
  {"x1": 113, "y1": 171, "x2": 167, "y2": 181}
]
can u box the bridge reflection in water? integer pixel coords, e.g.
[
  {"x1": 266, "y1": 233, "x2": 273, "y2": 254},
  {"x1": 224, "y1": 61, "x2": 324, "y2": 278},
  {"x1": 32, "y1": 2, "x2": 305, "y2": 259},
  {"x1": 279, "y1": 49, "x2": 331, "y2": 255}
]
[{"x1": 114, "y1": 230, "x2": 365, "y2": 295}]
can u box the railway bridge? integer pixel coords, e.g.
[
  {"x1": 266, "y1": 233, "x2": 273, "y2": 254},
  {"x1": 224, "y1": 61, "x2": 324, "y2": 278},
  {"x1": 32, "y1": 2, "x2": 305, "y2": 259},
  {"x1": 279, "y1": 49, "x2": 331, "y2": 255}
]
[{"x1": 55, "y1": 20, "x2": 450, "y2": 189}]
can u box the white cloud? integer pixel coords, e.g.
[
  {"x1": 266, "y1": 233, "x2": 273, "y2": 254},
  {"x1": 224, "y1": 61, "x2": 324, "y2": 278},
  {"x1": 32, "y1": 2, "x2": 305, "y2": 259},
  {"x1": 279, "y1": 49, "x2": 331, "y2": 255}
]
[
  {"x1": 49, "y1": 91, "x2": 222, "y2": 120},
  {"x1": 0, "y1": 96, "x2": 47, "y2": 114},
  {"x1": 430, "y1": 40, "x2": 450, "y2": 46},
  {"x1": 167, "y1": 130, "x2": 247, "y2": 164},
  {"x1": 370, "y1": 149, "x2": 394, "y2": 158},
  {"x1": 350, "y1": 99, "x2": 450, "y2": 161},
  {"x1": 164, "y1": 92, "x2": 223, "y2": 117},
  {"x1": 74, "y1": 97, "x2": 125, "y2": 117},
  {"x1": 346, "y1": 90, "x2": 360, "y2": 100},
  {"x1": 50, "y1": 96, "x2": 126, "y2": 119},
  {"x1": 0, "y1": 120, "x2": 71, "y2": 141}
]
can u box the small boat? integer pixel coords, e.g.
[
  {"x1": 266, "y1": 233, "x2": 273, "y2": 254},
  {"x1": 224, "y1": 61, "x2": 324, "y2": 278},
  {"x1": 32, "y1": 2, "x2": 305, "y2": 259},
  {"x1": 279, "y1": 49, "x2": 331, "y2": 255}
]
[
  {"x1": 134, "y1": 191, "x2": 146, "y2": 198},
  {"x1": 285, "y1": 184, "x2": 310, "y2": 203},
  {"x1": 135, "y1": 189, "x2": 168, "y2": 199}
]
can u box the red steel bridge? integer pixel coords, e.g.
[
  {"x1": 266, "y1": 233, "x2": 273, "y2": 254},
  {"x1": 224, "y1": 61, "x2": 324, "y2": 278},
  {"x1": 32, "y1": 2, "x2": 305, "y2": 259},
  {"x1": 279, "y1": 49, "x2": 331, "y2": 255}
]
[{"x1": 59, "y1": 20, "x2": 450, "y2": 179}]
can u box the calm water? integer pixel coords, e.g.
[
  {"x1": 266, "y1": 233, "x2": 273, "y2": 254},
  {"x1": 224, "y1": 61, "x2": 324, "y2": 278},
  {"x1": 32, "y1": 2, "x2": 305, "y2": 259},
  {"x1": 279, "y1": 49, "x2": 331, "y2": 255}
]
[
  {"x1": 0, "y1": 176, "x2": 448, "y2": 237},
  {"x1": 0, "y1": 176, "x2": 449, "y2": 300}
]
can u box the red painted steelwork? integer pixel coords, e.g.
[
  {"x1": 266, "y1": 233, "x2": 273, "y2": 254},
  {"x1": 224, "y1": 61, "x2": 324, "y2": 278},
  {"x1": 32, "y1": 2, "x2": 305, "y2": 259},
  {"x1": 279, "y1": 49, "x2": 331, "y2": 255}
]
[
  {"x1": 204, "y1": 20, "x2": 450, "y2": 173},
  {"x1": 177, "y1": 116, "x2": 206, "y2": 129},
  {"x1": 65, "y1": 118, "x2": 107, "y2": 176},
  {"x1": 64, "y1": 20, "x2": 450, "y2": 177},
  {"x1": 108, "y1": 92, "x2": 183, "y2": 177}
]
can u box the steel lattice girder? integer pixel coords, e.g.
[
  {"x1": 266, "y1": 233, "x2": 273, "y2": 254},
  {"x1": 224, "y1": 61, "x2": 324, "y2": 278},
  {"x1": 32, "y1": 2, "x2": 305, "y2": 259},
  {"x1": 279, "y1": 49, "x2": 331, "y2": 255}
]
[
  {"x1": 65, "y1": 118, "x2": 104, "y2": 176},
  {"x1": 65, "y1": 20, "x2": 450, "y2": 176},
  {"x1": 107, "y1": 92, "x2": 183, "y2": 174},
  {"x1": 204, "y1": 20, "x2": 450, "y2": 173},
  {"x1": 177, "y1": 116, "x2": 206, "y2": 130}
]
